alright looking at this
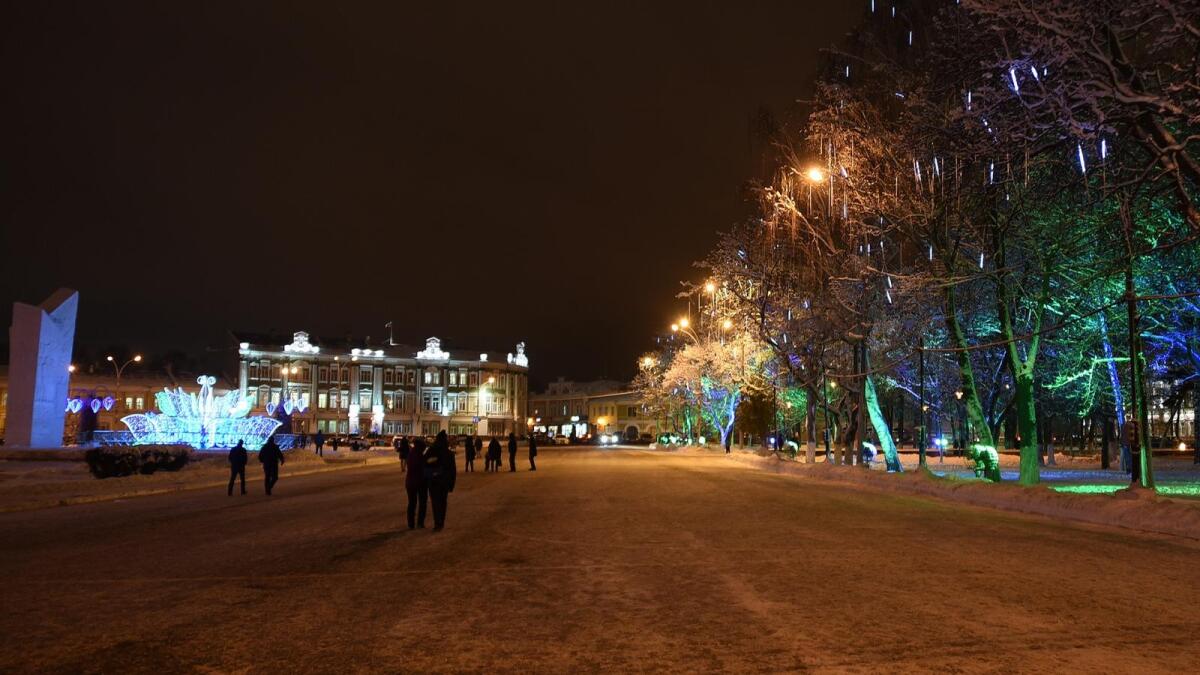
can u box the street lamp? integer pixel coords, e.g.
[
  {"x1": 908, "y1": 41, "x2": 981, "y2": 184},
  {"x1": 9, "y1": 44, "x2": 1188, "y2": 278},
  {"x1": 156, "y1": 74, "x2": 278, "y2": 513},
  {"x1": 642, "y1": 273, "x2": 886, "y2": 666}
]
[
  {"x1": 106, "y1": 354, "x2": 142, "y2": 389},
  {"x1": 679, "y1": 317, "x2": 689, "y2": 329},
  {"x1": 704, "y1": 281, "x2": 715, "y2": 294},
  {"x1": 804, "y1": 166, "x2": 826, "y2": 183},
  {"x1": 722, "y1": 318, "x2": 733, "y2": 331},
  {"x1": 68, "y1": 364, "x2": 76, "y2": 373},
  {"x1": 641, "y1": 356, "x2": 656, "y2": 369},
  {"x1": 954, "y1": 390, "x2": 965, "y2": 453}
]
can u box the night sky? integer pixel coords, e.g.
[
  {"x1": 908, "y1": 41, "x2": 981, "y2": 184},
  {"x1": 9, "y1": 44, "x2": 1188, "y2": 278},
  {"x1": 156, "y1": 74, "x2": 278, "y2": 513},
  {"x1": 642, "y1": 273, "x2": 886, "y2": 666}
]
[{"x1": 3, "y1": 2, "x2": 861, "y2": 386}]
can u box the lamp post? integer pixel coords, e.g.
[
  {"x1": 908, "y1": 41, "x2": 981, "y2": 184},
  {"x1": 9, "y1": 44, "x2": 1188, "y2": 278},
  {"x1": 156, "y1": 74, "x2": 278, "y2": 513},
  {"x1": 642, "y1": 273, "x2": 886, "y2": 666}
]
[
  {"x1": 954, "y1": 390, "x2": 965, "y2": 455},
  {"x1": 106, "y1": 354, "x2": 142, "y2": 390}
]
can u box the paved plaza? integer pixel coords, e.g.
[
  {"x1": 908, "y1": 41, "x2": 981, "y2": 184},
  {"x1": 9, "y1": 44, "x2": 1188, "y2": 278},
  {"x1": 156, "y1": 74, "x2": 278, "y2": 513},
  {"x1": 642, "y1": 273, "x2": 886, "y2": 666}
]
[{"x1": 2, "y1": 448, "x2": 1198, "y2": 673}]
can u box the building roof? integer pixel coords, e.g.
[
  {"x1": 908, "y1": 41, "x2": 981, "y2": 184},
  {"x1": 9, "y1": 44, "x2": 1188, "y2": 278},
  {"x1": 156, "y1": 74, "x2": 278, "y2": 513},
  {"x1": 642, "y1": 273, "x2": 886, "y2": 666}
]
[{"x1": 229, "y1": 330, "x2": 527, "y2": 367}]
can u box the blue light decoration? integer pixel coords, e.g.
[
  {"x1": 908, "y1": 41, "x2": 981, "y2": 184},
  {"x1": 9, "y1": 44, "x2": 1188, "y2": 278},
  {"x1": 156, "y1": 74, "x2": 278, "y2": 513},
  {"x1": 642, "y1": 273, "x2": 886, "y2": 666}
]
[
  {"x1": 102, "y1": 396, "x2": 114, "y2": 411},
  {"x1": 90, "y1": 399, "x2": 101, "y2": 414},
  {"x1": 121, "y1": 375, "x2": 282, "y2": 450}
]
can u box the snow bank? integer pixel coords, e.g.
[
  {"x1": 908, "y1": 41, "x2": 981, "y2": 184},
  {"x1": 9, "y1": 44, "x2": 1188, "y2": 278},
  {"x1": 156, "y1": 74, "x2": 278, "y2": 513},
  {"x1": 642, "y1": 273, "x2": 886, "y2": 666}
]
[{"x1": 728, "y1": 452, "x2": 1200, "y2": 541}]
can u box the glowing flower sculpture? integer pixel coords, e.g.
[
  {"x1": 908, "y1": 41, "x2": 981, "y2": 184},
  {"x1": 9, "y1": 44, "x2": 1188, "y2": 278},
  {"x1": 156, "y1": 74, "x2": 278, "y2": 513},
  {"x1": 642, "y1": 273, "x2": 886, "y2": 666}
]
[{"x1": 122, "y1": 375, "x2": 282, "y2": 450}]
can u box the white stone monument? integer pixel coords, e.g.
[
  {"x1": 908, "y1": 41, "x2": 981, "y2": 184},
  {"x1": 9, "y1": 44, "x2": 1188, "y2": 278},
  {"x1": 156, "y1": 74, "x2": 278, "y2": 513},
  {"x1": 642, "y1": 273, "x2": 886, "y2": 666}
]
[{"x1": 7, "y1": 289, "x2": 79, "y2": 448}]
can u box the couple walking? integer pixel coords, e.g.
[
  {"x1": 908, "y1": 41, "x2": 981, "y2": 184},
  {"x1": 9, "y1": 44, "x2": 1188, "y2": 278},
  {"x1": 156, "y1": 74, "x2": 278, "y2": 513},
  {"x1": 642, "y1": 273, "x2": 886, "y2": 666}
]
[
  {"x1": 404, "y1": 431, "x2": 457, "y2": 531},
  {"x1": 227, "y1": 437, "x2": 286, "y2": 496}
]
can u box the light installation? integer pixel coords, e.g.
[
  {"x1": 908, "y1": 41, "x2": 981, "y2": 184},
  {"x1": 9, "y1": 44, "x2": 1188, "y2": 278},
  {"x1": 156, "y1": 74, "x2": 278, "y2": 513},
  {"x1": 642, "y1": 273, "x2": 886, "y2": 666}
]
[{"x1": 121, "y1": 375, "x2": 281, "y2": 450}]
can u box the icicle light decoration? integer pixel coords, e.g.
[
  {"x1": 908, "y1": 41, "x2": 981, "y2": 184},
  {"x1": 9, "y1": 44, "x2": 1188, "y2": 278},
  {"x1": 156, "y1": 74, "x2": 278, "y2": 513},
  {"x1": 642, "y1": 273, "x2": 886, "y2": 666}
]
[
  {"x1": 1076, "y1": 143, "x2": 1087, "y2": 173},
  {"x1": 979, "y1": 252, "x2": 985, "y2": 269},
  {"x1": 1100, "y1": 138, "x2": 1108, "y2": 160},
  {"x1": 1009, "y1": 67, "x2": 1019, "y2": 92},
  {"x1": 886, "y1": 289, "x2": 894, "y2": 304}
]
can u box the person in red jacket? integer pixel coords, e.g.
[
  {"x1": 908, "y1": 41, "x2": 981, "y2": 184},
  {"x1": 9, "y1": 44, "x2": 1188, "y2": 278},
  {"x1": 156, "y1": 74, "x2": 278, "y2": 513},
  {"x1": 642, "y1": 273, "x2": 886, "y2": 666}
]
[{"x1": 406, "y1": 437, "x2": 428, "y2": 529}]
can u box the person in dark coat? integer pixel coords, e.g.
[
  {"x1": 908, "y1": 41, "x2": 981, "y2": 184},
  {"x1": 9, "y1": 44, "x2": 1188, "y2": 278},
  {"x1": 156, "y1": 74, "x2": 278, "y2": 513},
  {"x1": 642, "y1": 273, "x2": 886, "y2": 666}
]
[
  {"x1": 465, "y1": 435, "x2": 476, "y2": 472},
  {"x1": 528, "y1": 434, "x2": 538, "y2": 471},
  {"x1": 331, "y1": 436, "x2": 340, "y2": 453},
  {"x1": 423, "y1": 431, "x2": 457, "y2": 531},
  {"x1": 228, "y1": 440, "x2": 248, "y2": 496},
  {"x1": 487, "y1": 436, "x2": 501, "y2": 472},
  {"x1": 314, "y1": 430, "x2": 325, "y2": 457},
  {"x1": 406, "y1": 437, "x2": 428, "y2": 529},
  {"x1": 258, "y1": 437, "x2": 286, "y2": 495},
  {"x1": 507, "y1": 432, "x2": 518, "y2": 472},
  {"x1": 474, "y1": 434, "x2": 484, "y2": 470},
  {"x1": 397, "y1": 436, "x2": 410, "y2": 472}
]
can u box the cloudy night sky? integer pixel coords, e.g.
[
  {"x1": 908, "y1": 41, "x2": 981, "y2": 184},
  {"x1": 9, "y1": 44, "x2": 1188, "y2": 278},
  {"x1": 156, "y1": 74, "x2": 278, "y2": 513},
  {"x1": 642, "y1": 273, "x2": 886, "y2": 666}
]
[{"x1": 2, "y1": 2, "x2": 862, "y2": 384}]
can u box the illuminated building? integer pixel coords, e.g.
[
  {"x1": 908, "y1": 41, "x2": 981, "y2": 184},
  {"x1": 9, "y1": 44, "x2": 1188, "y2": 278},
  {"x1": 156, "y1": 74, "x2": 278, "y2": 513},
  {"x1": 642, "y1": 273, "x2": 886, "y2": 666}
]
[{"x1": 233, "y1": 331, "x2": 529, "y2": 437}]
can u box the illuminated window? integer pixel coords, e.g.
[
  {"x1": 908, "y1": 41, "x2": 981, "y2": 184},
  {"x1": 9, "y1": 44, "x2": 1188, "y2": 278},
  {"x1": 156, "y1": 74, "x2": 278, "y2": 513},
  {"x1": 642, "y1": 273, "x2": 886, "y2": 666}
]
[{"x1": 318, "y1": 392, "x2": 328, "y2": 409}]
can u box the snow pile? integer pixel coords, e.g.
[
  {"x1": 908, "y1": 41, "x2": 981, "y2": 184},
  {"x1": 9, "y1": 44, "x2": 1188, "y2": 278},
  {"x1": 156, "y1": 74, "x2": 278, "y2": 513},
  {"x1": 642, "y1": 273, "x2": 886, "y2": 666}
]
[{"x1": 729, "y1": 452, "x2": 1200, "y2": 541}]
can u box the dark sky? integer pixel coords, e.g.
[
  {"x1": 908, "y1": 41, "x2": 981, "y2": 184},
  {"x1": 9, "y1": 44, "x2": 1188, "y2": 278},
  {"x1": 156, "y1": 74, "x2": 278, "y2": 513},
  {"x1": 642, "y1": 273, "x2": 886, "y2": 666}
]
[{"x1": 2, "y1": 2, "x2": 861, "y2": 386}]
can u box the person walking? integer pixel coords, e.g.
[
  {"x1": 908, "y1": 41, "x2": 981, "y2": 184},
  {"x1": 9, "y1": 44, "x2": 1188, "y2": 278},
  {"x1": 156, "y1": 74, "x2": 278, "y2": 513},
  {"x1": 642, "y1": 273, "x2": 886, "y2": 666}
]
[
  {"x1": 406, "y1": 437, "x2": 428, "y2": 529},
  {"x1": 487, "y1": 436, "x2": 501, "y2": 472},
  {"x1": 528, "y1": 434, "x2": 538, "y2": 471},
  {"x1": 314, "y1": 429, "x2": 325, "y2": 457},
  {"x1": 423, "y1": 431, "x2": 457, "y2": 532},
  {"x1": 331, "y1": 436, "x2": 340, "y2": 453},
  {"x1": 227, "y1": 440, "x2": 248, "y2": 496},
  {"x1": 258, "y1": 436, "x2": 285, "y2": 495},
  {"x1": 397, "y1": 435, "x2": 410, "y2": 472},
  {"x1": 465, "y1": 435, "x2": 476, "y2": 472},
  {"x1": 507, "y1": 432, "x2": 518, "y2": 472},
  {"x1": 474, "y1": 435, "x2": 484, "y2": 471}
]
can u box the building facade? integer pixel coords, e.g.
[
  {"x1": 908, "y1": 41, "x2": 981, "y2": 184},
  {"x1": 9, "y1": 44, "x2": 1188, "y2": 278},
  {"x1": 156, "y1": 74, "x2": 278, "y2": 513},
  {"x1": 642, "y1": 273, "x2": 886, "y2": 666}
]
[
  {"x1": 529, "y1": 379, "x2": 659, "y2": 441},
  {"x1": 235, "y1": 332, "x2": 529, "y2": 438}
]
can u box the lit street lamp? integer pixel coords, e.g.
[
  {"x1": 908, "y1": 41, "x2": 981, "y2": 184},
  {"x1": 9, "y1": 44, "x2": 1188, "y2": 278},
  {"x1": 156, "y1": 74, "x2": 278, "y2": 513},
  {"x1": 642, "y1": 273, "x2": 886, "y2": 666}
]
[{"x1": 106, "y1": 354, "x2": 142, "y2": 389}]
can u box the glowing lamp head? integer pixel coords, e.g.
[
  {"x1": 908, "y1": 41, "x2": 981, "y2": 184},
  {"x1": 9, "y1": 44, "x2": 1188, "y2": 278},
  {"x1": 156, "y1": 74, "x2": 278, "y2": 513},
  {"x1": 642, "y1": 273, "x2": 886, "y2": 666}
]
[
  {"x1": 829, "y1": 380, "x2": 837, "y2": 389},
  {"x1": 955, "y1": 390, "x2": 964, "y2": 400},
  {"x1": 805, "y1": 166, "x2": 826, "y2": 183},
  {"x1": 722, "y1": 319, "x2": 733, "y2": 330},
  {"x1": 488, "y1": 376, "x2": 495, "y2": 384},
  {"x1": 679, "y1": 318, "x2": 689, "y2": 329},
  {"x1": 68, "y1": 364, "x2": 76, "y2": 373},
  {"x1": 106, "y1": 355, "x2": 114, "y2": 362},
  {"x1": 133, "y1": 355, "x2": 142, "y2": 363},
  {"x1": 641, "y1": 356, "x2": 655, "y2": 368},
  {"x1": 704, "y1": 281, "x2": 715, "y2": 293},
  {"x1": 670, "y1": 323, "x2": 679, "y2": 332}
]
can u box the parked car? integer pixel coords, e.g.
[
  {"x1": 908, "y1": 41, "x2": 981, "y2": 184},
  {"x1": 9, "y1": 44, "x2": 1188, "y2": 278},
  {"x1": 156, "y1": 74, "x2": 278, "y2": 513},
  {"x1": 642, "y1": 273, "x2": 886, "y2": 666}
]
[{"x1": 553, "y1": 435, "x2": 570, "y2": 445}]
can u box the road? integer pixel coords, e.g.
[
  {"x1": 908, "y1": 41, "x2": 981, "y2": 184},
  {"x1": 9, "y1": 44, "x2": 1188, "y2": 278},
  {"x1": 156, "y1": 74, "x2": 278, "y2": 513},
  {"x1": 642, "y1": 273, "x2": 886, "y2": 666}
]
[{"x1": 1, "y1": 447, "x2": 1197, "y2": 673}]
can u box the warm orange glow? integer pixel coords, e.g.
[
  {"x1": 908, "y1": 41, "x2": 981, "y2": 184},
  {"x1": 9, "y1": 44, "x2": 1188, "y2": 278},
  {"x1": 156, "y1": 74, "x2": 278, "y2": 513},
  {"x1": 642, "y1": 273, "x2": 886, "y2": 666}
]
[
  {"x1": 704, "y1": 281, "x2": 715, "y2": 293},
  {"x1": 133, "y1": 355, "x2": 142, "y2": 362},
  {"x1": 641, "y1": 356, "x2": 656, "y2": 368},
  {"x1": 805, "y1": 166, "x2": 826, "y2": 183},
  {"x1": 670, "y1": 323, "x2": 679, "y2": 332},
  {"x1": 722, "y1": 318, "x2": 733, "y2": 330},
  {"x1": 68, "y1": 364, "x2": 76, "y2": 373},
  {"x1": 679, "y1": 317, "x2": 689, "y2": 329}
]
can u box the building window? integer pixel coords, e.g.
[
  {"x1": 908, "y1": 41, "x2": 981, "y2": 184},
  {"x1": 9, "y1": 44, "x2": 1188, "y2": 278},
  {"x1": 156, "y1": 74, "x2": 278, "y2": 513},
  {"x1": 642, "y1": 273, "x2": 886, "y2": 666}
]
[
  {"x1": 319, "y1": 367, "x2": 328, "y2": 383},
  {"x1": 359, "y1": 390, "x2": 372, "y2": 409},
  {"x1": 384, "y1": 369, "x2": 393, "y2": 384},
  {"x1": 422, "y1": 421, "x2": 441, "y2": 436},
  {"x1": 318, "y1": 392, "x2": 328, "y2": 409}
]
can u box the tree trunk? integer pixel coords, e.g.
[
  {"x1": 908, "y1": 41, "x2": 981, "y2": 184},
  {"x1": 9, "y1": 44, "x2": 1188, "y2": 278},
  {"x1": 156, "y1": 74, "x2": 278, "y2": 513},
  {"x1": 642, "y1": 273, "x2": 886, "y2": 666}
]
[
  {"x1": 864, "y1": 374, "x2": 901, "y2": 471},
  {"x1": 946, "y1": 286, "x2": 997, "y2": 448},
  {"x1": 1014, "y1": 371, "x2": 1040, "y2": 485}
]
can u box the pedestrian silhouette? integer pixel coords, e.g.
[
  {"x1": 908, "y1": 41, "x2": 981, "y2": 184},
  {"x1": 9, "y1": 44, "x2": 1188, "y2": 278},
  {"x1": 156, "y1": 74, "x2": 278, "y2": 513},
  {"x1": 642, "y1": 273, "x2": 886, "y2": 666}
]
[
  {"x1": 487, "y1": 436, "x2": 501, "y2": 472},
  {"x1": 228, "y1": 440, "x2": 248, "y2": 496},
  {"x1": 331, "y1": 436, "x2": 340, "y2": 453},
  {"x1": 406, "y1": 437, "x2": 428, "y2": 529},
  {"x1": 423, "y1": 431, "x2": 457, "y2": 531},
  {"x1": 314, "y1": 429, "x2": 325, "y2": 457},
  {"x1": 259, "y1": 436, "x2": 286, "y2": 495},
  {"x1": 528, "y1": 434, "x2": 538, "y2": 471},
  {"x1": 465, "y1": 434, "x2": 477, "y2": 472},
  {"x1": 507, "y1": 432, "x2": 518, "y2": 472}
]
